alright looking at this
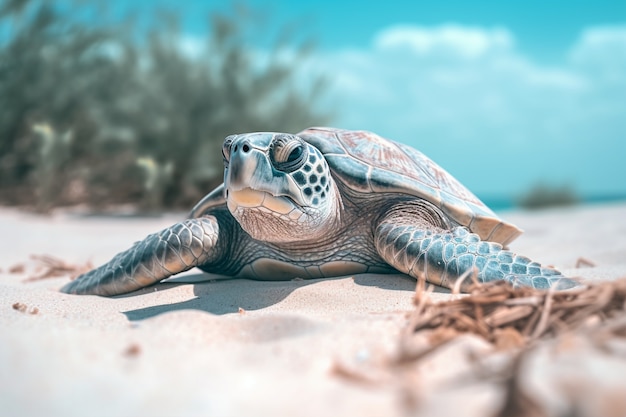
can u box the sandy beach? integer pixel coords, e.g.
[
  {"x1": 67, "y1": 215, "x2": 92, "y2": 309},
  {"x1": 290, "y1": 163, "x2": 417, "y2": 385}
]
[{"x1": 1, "y1": 203, "x2": 626, "y2": 417}]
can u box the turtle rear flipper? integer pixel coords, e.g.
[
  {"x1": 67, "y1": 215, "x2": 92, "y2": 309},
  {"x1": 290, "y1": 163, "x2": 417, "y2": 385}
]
[
  {"x1": 375, "y1": 210, "x2": 579, "y2": 291},
  {"x1": 61, "y1": 217, "x2": 220, "y2": 296}
]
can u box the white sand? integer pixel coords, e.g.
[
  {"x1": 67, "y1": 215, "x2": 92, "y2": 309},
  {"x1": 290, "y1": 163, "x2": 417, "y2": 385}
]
[{"x1": 1, "y1": 203, "x2": 626, "y2": 417}]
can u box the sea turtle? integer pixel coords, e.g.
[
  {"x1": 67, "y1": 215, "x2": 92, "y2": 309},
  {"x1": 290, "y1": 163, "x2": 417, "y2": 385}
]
[{"x1": 61, "y1": 127, "x2": 576, "y2": 296}]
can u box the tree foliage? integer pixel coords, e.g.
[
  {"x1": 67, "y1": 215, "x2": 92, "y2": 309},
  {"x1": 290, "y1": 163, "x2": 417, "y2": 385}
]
[{"x1": 0, "y1": 0, "x2": 331, "y2": 211}]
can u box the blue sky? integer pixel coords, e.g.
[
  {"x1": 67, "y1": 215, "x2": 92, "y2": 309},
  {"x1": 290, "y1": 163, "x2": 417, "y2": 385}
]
[
  {"x1": 155, "y1": 0, "x2": 625, "y2": 61},
  {"x1": 116, "y1": 0, "x2": 626, "y2": 201}
]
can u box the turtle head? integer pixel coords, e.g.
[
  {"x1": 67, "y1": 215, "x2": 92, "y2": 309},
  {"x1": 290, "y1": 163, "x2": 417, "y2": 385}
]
[{"x1": 222, "y1": 132, "x2": 341, "y2": 243}]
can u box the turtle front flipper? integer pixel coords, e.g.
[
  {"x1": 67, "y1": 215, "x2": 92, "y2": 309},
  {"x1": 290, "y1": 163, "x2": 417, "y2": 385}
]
[
  {"x1": 61, "y1": 217, "x2": 221, "y2": 296},
  {"x1": 375, "y1": 216, "x2": 579, "y2": 291}
]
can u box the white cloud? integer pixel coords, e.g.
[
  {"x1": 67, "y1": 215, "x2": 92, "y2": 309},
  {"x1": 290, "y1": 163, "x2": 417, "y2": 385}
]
[
  {"x1": 308, "y1": 24, "x2": 626, "y2": 197},
  {"x1": 569, "y1": 25, "x2": 626, "y2": 82},
  {"x1": 373, "y1": 24, "x2": 514, "y2": 59},
  {"x1": 571, "y1": 25, "x2": 626, "y2": 60}
]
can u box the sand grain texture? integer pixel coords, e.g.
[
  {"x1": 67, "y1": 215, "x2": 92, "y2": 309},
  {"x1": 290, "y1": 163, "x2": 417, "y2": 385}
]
[{"x1": 1, "y1": 203, "x2": 626, "y2": 417}]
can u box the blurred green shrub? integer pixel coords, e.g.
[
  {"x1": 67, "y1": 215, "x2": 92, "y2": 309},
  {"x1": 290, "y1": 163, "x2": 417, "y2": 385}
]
[
  {"x1": 517, "y1": 183, "x2": 580, "y2": 210},
  {"x1": 0, "y1": 0, "x2": 331, "y2": 212}
]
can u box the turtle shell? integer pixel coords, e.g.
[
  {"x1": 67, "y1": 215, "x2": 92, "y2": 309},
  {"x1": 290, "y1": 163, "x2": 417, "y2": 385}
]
[{"x1": 298, "y1": 127, "x2": 522, "y2": 246}]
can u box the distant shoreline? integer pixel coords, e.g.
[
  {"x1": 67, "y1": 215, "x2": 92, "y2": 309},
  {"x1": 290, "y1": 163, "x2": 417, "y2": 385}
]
[{"x1": 483, "y1": 194, "x2": 626, "y2": 211}]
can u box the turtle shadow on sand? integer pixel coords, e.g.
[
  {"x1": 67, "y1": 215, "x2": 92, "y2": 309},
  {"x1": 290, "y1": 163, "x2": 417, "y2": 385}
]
[{"x1": 122, "y1": 272, "x2": 433, "y2": 321}]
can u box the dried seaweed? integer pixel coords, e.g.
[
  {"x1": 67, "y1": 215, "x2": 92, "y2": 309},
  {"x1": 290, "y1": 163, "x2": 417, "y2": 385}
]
[
  {"x1": 330, "y1": 362, "x2": 382, "y2": 386},
  {"x1": 401, "y1": 277, "x2": 626, "y2": 416},
  {"x1": 492, "y1": 349, "x2": 548, "y2": 417},
  {"x1": 575, "y1": 257, "x2": 596, "y2": 268},
  {"x1": 332, "y1": 277, "x2": 626, "y2": 416},
  {"x1": 14, "y1": 255, "x2": 93, "y2": 282},
  {"x1": 409, "y1": 277, "x2": 626, "y2": 347},
  {"x1": 123, "y1": 343, "x2": 142, "y2": 358},
  {"x1": 12, "y1": 302, "x2": 39, "y2": 315}
]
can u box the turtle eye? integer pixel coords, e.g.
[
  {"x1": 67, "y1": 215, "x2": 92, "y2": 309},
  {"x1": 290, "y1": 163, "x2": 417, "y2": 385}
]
[
  {"x1": 287, "y1": 146, "x2": 303, "y2": 163},
  {"x1": 271, "y1": 135, "x2": 308, "y2": 172}
]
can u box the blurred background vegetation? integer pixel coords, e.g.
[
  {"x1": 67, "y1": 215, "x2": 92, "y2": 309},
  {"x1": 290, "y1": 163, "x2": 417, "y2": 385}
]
[
  {"x1": 516, "y1": 183, "x2": 579, "y2": 210},
  {"x1": 0, "y1": 0, "x2": 331, "y2": 212},
  {"x1": 1, "y1": 0, "x2": 605, "y2": 214}
]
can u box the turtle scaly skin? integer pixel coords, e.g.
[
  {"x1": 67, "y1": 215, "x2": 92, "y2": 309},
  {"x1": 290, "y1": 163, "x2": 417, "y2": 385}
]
[
  {"x1": 66, "y1": 218, "x2": 220, "y2": 296},
  {"x1": 61, "y1": 128, "x2": 577, "y2": 296},
  {"x1": 375, "y1": 201, "x2": 571, "y2": 291}
]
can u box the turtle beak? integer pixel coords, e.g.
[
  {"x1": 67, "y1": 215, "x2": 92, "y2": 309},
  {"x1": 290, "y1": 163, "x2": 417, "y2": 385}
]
[
  {"x1": 225, "y1": 134, "x2": 310, "y2": 207},
  {"x1": 227, "y1": 141, "x2": 272, "y2": 192},
  {"x1": 227, "y1": 150, "x2": 304, "y2": 202}
]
